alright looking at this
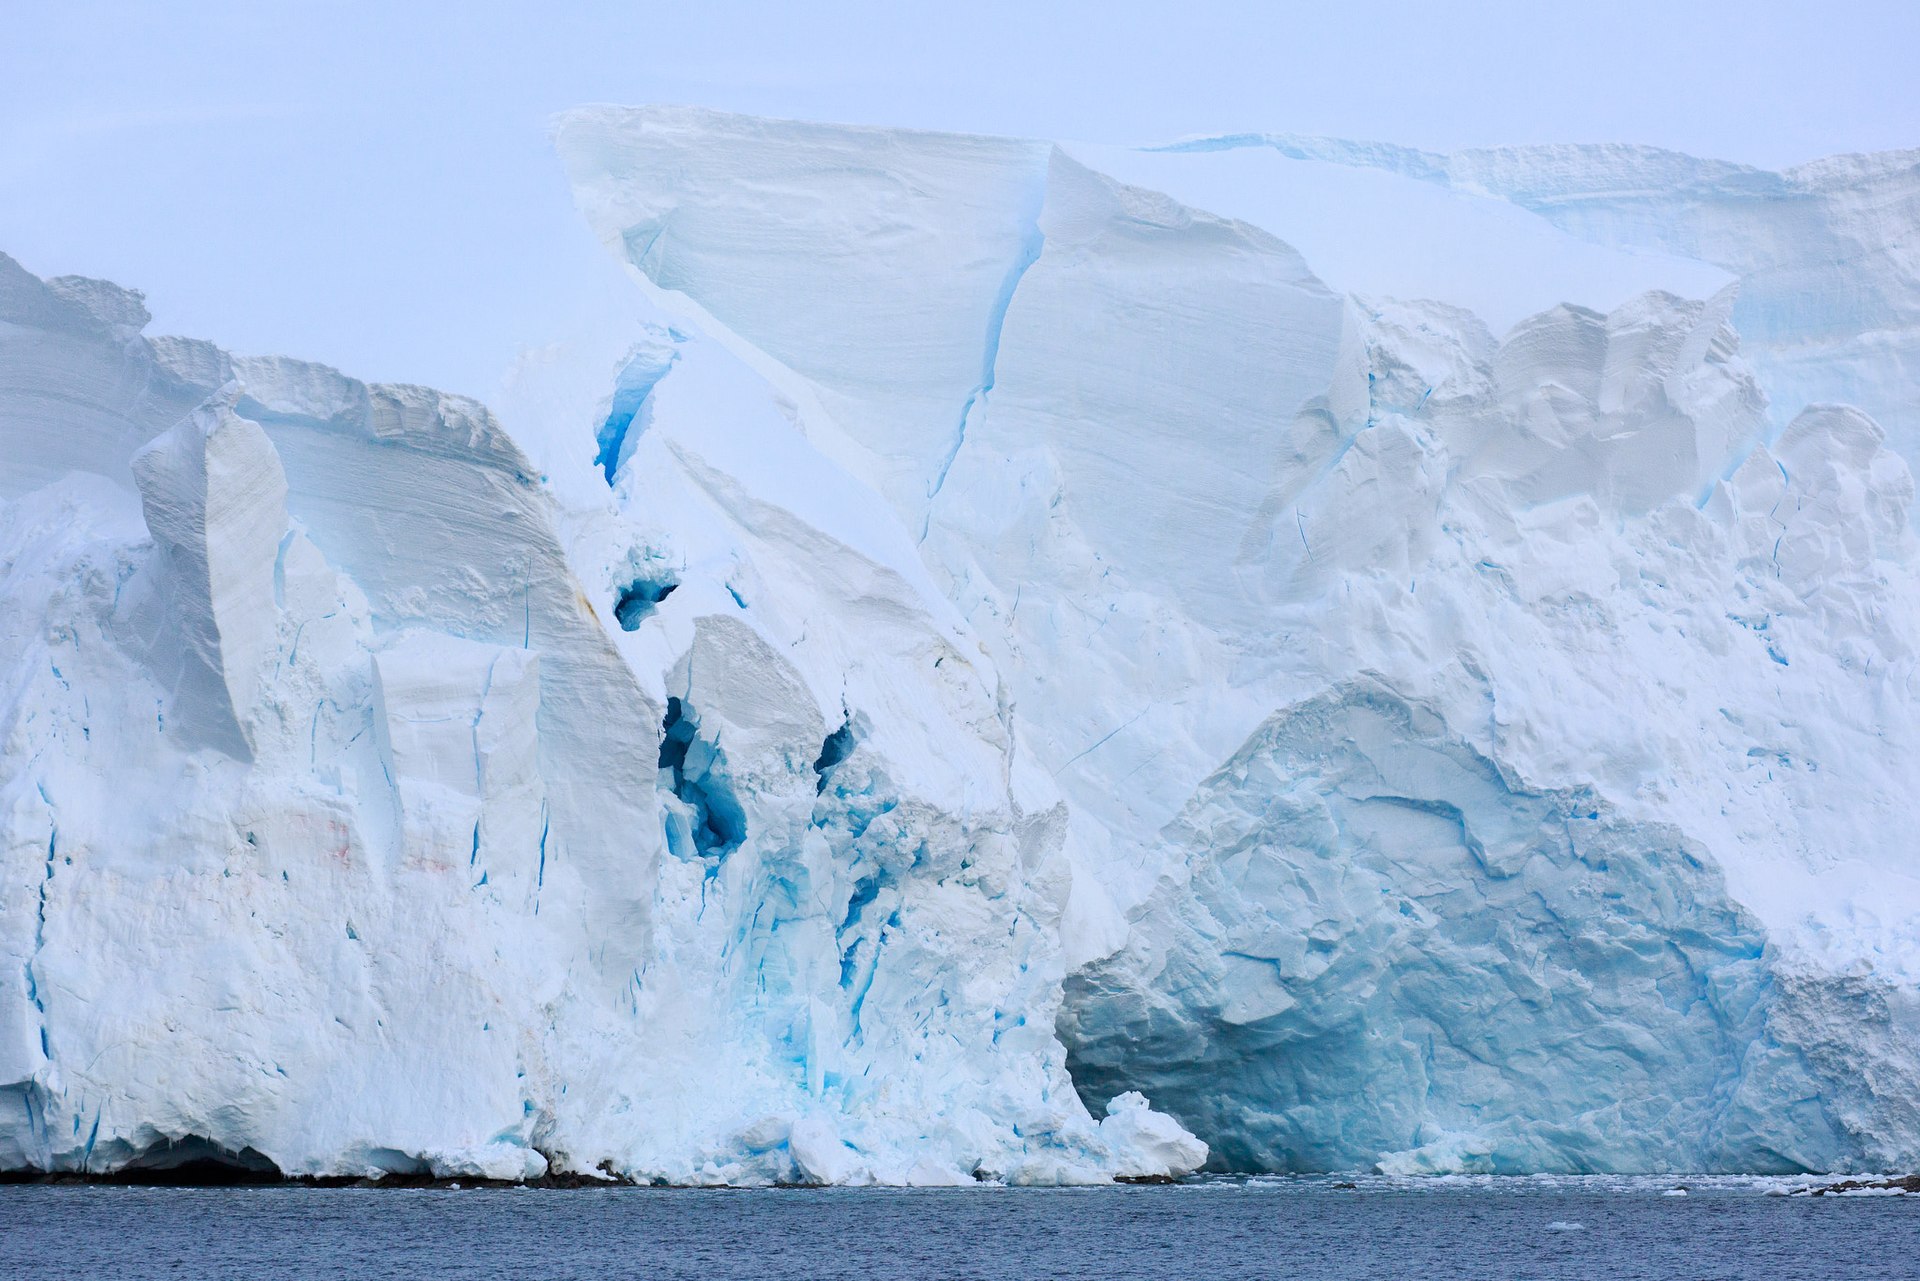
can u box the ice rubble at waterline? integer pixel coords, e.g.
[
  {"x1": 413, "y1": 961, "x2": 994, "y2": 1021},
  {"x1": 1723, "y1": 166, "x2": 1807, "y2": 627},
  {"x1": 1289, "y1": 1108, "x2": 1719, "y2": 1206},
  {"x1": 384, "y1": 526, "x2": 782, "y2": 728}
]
[{"x1": 3, "y1": 106, "x2": 1919, "y2": 1180}]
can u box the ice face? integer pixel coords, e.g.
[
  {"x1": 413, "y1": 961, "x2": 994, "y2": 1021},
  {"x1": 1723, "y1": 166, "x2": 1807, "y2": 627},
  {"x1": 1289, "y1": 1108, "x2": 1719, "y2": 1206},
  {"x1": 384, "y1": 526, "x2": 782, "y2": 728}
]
[
  {"x1": 0, "y1": 252, "x2": 1199, "y2": 1183},
  {"x1": 556, "y1": 107, "x2": 1920, "y2": 1173},
  {"x1": 1133, "y1": 134, "x2": 1920, "y2": 493},
  {"x1": 1064, "y1": 684, "x2": 1848, "y2": 1174},
  {"x1": 3, "y1": 102, "x2": 1918, "y2": 1181}
]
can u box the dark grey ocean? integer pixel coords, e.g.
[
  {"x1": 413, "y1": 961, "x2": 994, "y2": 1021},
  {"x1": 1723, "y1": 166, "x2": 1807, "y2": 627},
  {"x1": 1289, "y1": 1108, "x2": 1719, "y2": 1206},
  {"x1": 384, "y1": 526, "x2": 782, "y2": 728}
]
[{"x1": 2, "y1": 1176, "x2": 1915, "y2": 1280}]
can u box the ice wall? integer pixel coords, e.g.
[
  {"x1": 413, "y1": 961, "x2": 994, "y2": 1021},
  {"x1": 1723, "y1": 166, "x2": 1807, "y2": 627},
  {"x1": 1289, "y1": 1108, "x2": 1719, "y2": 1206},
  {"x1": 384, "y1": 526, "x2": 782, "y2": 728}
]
[
  {"x1": 0, "y1": 253, "x2": 1199, "y2": 1183},
  {"x1": 1142, "y1": 134, "x2": 1920, "y2": 485},
  {"x1": 558, "y1": 107, "x2": 1920, "y2": 1173},
  {"x1": 4, "y1": 101, "x2": 1917, "y2": 1179}
]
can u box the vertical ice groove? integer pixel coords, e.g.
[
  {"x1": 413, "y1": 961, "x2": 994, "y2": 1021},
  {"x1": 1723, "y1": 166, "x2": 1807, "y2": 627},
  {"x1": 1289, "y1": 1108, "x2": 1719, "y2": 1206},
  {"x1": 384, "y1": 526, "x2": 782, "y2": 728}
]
[
  {"x1": 22, "y1": 791, "x2": 57, "y2": 1068},
  {"x1": 925, "y1": 159, "x2": 1051, "y2": 514},
  {"x1": 594, "y1": 338, "x2": 679, "y2": 485}
]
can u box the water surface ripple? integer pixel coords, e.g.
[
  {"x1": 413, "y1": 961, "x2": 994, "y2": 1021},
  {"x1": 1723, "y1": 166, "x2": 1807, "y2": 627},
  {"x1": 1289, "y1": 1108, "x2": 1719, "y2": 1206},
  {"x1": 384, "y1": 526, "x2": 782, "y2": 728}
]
[{"x1": 3, "y1": 1176, "x2": 1915, "y2": 1280}]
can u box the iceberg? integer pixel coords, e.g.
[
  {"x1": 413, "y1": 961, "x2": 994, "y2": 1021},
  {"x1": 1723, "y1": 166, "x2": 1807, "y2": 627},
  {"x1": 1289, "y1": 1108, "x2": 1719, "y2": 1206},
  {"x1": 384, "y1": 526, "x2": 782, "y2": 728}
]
[{"x1": 3, "y1": 104, "x2": 1918, "y2": 1179}]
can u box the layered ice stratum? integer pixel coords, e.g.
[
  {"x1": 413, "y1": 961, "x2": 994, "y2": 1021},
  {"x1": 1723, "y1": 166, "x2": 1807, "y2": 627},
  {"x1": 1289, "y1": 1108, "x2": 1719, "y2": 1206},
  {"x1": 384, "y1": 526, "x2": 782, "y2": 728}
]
[{"x1": 4, "y1": 106, "x2": 1919, "y2": 1179}]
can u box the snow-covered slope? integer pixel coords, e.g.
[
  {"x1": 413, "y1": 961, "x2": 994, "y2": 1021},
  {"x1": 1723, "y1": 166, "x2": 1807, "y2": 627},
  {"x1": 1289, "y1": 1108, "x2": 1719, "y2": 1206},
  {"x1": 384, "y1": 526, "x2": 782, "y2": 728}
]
[{"x1": 4, "y1": 104, "x2": 1918, "y2": 1179}]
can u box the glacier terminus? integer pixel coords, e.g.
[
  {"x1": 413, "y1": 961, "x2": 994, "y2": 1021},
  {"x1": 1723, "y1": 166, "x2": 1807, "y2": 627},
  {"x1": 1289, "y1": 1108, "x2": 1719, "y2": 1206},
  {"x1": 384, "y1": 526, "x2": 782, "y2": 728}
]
[{"x1": 3, "y1": 106, "x2": 1919, "y2": 1183}]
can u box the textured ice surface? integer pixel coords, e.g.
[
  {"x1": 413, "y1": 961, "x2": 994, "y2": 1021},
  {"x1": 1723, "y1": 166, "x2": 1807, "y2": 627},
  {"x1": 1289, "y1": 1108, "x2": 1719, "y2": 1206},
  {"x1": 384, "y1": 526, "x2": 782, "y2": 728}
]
[
  {"x1": 558, "y1": 108, "x2": 1920, "y2": 1173},
  {"x1": 1134, "y1": 134, "x2": 1920, "y2": 488},
  {"x1": 3, "y1": 104, "x2": 1919, "y2": 1180},
  {"x1": 0, "y1": 253, "x2": 1191, "y2": 1184}
]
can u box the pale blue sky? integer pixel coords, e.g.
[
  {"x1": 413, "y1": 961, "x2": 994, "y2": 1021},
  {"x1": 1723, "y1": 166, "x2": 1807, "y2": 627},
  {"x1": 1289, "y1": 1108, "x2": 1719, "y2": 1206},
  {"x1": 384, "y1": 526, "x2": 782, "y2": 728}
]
[{"x1": 5, "y1": 1, "x2": 1916, "y2": 399}]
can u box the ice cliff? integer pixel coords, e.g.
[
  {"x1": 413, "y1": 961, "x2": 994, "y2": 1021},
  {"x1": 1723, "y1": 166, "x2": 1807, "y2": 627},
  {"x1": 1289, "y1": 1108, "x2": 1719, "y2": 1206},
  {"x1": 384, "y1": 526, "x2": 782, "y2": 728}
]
[
  {"x1": 4, "y1": 106, "x2": 1919, "y2": 1180},
  {"x1": 0, "y1": 254, "x2": 1193, "y2": 1185}
]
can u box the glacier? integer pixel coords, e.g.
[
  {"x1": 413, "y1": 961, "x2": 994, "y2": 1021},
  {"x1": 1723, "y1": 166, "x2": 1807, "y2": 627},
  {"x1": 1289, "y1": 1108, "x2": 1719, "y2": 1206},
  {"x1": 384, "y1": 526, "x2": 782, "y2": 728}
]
[{"x1": 3, "y1": 105, "x2": 1919, "y2": 1181}]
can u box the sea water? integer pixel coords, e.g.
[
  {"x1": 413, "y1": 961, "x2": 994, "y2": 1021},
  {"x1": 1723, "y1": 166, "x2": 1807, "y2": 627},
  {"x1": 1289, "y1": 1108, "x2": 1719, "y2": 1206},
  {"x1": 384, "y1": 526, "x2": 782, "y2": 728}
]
[{"x1": 2, "y1": 1176, "x2": 1915, "y2": 1280}]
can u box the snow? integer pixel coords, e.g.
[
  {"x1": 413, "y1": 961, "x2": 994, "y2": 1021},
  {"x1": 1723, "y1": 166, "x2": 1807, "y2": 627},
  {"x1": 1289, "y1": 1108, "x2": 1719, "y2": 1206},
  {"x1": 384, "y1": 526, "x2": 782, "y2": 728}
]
[
  {"x1": 1153, "y1": 134, "x2": 1920, "y2": 489},
  {"x1": 4, "y1": 102, "x2": 1920, "y2": 1180},
  {"x1": 1063, "y1": 141, "x2": 1735, "y2": 333}
]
